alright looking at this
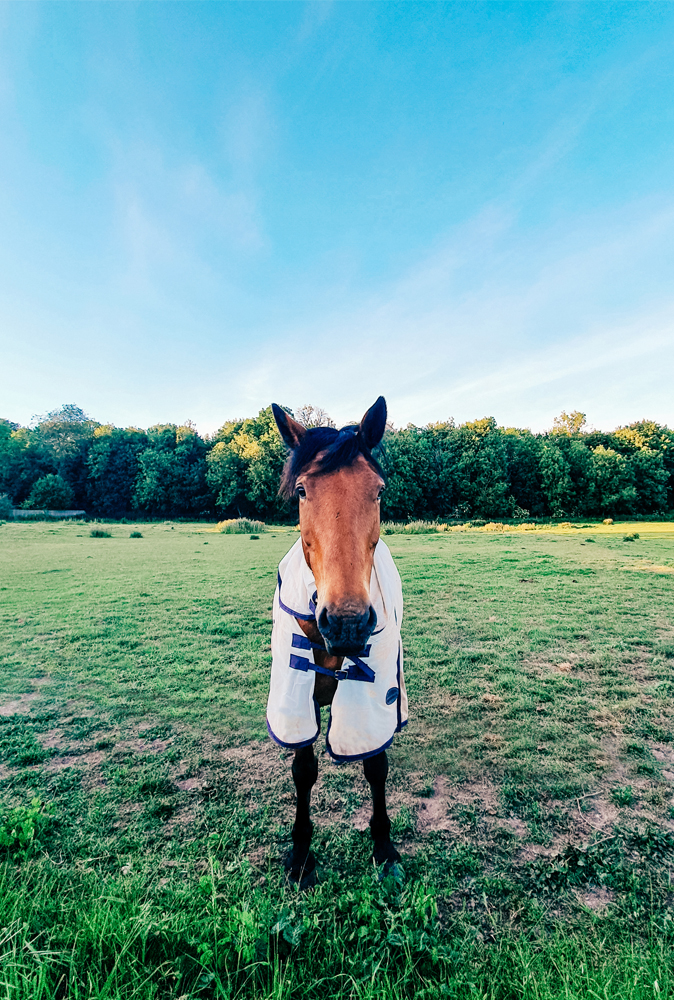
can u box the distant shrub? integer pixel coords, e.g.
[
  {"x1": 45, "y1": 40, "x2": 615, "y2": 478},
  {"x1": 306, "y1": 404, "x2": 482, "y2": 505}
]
[
  {"x1": 23, "y1": 474, "x2": 75, "y2": 510},
  {"x1": 130, "y1": 531, "x2": 143, "y2": 538},
  {"x1": 623, "y1": 533, "x2": 640, "y2": 541},
  {"x1": 217, "y1": 518, "x2": 266, "y2": 534},
  {"x1": 90, "y1": 528, "x2": 112, "y2": 538},
  {"x1": 250, "y1": 535, "x2": 260, "y2": 540},
  {"x1": 0, "y1": 494, "x2": 12, "y2": 519},
  {"x1": 381, "y1": 521, "x2": 441, "y2": 535}
]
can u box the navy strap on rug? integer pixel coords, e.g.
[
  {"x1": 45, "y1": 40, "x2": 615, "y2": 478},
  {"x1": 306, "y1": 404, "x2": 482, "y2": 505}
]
[
  {"x1": 277, "y1": 570, "x2": 318, "y2": 621},
  {"x1": 289, "y1": 632, "x2": 375, "y2": 683}
]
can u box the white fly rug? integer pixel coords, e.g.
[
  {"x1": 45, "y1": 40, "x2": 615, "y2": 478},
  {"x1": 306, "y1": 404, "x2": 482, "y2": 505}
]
[{"x1": 267, "y1": 537, "x2": 407, "y2": 762}]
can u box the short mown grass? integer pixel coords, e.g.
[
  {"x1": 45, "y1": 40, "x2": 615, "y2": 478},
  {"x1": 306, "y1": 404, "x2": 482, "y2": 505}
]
[{"x1": 1, "y1": 519, "x2": 674, "y2": 998}]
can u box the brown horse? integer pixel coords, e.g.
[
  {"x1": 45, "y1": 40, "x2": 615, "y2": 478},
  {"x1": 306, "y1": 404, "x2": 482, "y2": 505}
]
[{"x1": 269, "y1": 397, "x2": 405, "y2": 886}]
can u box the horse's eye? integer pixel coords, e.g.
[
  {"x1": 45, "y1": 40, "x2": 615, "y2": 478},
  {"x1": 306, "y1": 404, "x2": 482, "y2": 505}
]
[
  {"x1": 376, "y1": 487, "x2": 385, "y2": 500},
  {"x1": 297, "y1": 484, "x2": 307, "y2": 499}
]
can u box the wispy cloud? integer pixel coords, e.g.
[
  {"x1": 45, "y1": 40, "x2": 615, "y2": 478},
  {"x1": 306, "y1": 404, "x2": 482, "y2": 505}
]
[{"x1": 224, "y1": 190, "x2": 674, "y2": 432}]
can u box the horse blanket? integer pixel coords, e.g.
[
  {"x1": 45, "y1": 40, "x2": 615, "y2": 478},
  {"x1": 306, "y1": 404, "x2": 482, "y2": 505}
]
[{"x1": 266, "y1": 537, "x2": 407, "y2": 761}]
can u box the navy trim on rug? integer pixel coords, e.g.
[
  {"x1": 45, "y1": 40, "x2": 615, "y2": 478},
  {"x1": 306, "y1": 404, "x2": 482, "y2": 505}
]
[
  {"x1": 277, "y1": 571, "x2": 316, "y2": 621},
  {"x1": 324, "y1": 710, "x2": 395, "y2": 762},
  {"x1": 266, "y1": 716, "x2": 319, "y2": 750}
]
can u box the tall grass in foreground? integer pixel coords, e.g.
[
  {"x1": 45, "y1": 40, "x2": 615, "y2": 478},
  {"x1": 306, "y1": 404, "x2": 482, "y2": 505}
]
[{"x1": 0, "y1": 849, "x2": 672, "y2": 1000}]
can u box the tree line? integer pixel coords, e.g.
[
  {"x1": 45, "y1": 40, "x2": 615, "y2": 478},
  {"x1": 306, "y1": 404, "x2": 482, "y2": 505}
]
[{"x1": 1, "y1": 404, "x2": 672, "y2": 522}]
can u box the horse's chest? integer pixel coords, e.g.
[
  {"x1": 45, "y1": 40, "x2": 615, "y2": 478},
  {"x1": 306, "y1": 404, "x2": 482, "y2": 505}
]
[{"x1": 313, "y1": 673, "x2": 338, "y2": 706}]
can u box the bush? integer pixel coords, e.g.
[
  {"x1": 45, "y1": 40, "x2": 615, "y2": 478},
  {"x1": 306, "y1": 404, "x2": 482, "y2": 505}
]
[
  {"x1": 0, "y1": 493, "x2": 12, "y2": 519},
  {"x1": 90, "y1": 528, "x2": 112, "y2": 538},
  {"x1": 129, "y1": 531, "x2": 143, "y2": 538},
  {"x1": 216, "y1": 518, "x2": 266, "y2": 534},
  {"x1": 381, "y1": 521, "x2": 443, "y2": 534},
  {"x1": 23, "y1": 474, "x2": 75, "y2": 510},
  {"x1": 0, "y1": 797, "x2": 48, "y2": 858}
]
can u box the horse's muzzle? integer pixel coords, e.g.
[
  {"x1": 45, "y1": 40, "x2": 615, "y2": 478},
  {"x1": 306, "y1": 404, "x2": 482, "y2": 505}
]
[{"x1": 317, "y1": 604, "x2": 377, "y2": 656}]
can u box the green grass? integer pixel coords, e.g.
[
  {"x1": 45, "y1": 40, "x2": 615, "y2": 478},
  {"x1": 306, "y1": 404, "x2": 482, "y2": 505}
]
[{"x1": 1, "y1": 519, "x2": 674, "y2": 998}]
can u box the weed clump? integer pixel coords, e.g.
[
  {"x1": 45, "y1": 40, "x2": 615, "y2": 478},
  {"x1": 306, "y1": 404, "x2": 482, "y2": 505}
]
[
  {"x1": 623, "y1": 532, "x2": 640, "y2": 541},
  {"x1": 217, "y1": 518, "x2": 266, "y2": 534},
  {"x1": 611, "y1": 786, "x2": 635, "y2": 807},
  {"x1": 129, "y1": 531, "x2": 143, "y2": 538},
  {"x1": 90, "y1": 528, "x2": 112, "y2": 538},
  {"x1": 0, "y1": 797, "x2": 49, "y2": 858}
]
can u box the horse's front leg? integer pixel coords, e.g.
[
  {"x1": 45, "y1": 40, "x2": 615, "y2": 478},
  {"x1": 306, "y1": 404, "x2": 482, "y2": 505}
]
[
  {"x1": 363, "y1": 750, "x2": 401, "y2": 871},
  {"x1": 286, "y1": 744, "x2": 318, "y2": 888}
]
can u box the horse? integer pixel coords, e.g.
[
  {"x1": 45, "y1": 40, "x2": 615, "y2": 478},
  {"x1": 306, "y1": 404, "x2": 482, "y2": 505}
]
[{"x1": 268, "y1": 396, "x2": 407, "y2": 887}]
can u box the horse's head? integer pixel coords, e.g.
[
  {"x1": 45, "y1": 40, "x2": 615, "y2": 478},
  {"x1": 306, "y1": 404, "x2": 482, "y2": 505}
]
[{"x1": 272, "y1": 398, "x2": 387, "y2": 656}]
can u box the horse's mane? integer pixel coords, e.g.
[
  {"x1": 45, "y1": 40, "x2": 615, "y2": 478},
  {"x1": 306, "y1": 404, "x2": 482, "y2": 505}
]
[{"x1": 279, "y1": 425, "x2": 384, "y2": 499}]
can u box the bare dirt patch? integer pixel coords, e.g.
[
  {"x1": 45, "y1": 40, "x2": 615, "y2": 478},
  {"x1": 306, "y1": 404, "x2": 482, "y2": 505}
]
[
  {"x1": 39, "y1": 729, "x2": 67, "y2": 750},
  {"x1": 175, "y1": 777, "x2": 202, "y2": 792},
  {"x1": 45, "y1": 750, "x2": 107, "y2": 772},
  {"x1": 163, "y1": 804, "x2": 198, "y2": 835},
  {"x1": 651, "y1": 743, "x2": 674, "y2": 765},
  {"x1": 0, "y1": 693, "x2": 39, "y2": 716},
  {"x1": 577, "y1": 887, "x2": 615, "y2": 912},
  {"x1": 416, "y1": 777, "x2": 462, "y2": 834},
  {"x1": 573, "y1": 796, "x2": 618, "y2": 834},
  {"x1": 113, "y1": 737, "x2": 173, "y2": 755},
  {"x1": 501, "y1": 816, "x2": 528, "y2": 837}
]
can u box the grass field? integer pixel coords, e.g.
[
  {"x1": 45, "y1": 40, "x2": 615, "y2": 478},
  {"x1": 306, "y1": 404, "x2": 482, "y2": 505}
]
[{"x1": 1, "y1": 518, "x2": 674, "y2": 999}]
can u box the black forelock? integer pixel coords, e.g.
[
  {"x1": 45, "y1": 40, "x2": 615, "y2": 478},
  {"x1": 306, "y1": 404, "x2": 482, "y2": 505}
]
[{"x1": 279, "y1": 424, "x2": 385, "y2": 498}]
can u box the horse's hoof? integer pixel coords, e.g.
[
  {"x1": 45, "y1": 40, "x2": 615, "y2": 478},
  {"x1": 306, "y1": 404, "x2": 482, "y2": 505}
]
[
  {"x1": 373, "y1": 843, "x2": 403, "y2": 880},
  {"x1": 285, "y1": 849, "x2": 317, "y2": 890}
]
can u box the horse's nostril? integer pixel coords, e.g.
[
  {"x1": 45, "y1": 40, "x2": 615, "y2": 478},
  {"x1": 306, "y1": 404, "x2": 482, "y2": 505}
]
[{"x1": 317, "y1": 604, "x2": 377, "y2": 654}]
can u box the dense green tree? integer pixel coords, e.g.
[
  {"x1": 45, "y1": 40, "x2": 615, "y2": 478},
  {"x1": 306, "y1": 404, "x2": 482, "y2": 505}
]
[
  {"x1": 629, "y1": 449, "x2": 668, "y2": 513},
  {"x1": 32, "y1": 405, "x2": 98, "y2": 506},
  {"x1": 0, "y1": 493, "x2": 13, "y2": 518},
  {"x1": 24, "y1": 474, "x2": 75, "y2": 510},
  {"x1": 87, "y1": 427, "x2": 148, "y2": 517},
  {"x1": 551, "y1": 410, "x2": 587, "y2": 435},
  {"x1": 538, "y1": 442, "x2": 573, "y2": 516},
  {"x1": 380, "y1": 427, "x2": 432, "y2": 521},
  {"x1": 588, "y1": 446, "x2": 637, "y2": 515},
  {"x1": 612, "y1": 421, "x2": 674, "y2": 508},
  {"x1": 207, "y1": 406, "x2": 291, "y2": 520},
  {"x1": 133, "y1": 424, "x2": 211, "y2": 518},
  {"x1": 502, "y1": 430, "x2": 546, "y2": 516},
  {"x1": 0, "y1": 421, "x2": 54, "y2": 504},
  {"x1": 452, "y1": 418, "x2": 514, "y2": 518}
]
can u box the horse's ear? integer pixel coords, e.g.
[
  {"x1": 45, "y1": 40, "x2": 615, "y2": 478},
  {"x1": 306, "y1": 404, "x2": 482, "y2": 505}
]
[
  {"x1": 272, "y1": 404, "x2": 306, "y2": 450},
  {"x1": 358, "y1": 396, "x2": 387, "y2": 450}
]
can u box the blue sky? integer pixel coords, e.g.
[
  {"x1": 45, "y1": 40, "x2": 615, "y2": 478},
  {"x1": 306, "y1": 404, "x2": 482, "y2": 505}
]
[{"x1": 1, "y1": 1, "x2": 673, "y2": 433}]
